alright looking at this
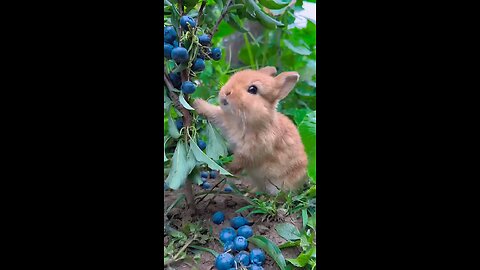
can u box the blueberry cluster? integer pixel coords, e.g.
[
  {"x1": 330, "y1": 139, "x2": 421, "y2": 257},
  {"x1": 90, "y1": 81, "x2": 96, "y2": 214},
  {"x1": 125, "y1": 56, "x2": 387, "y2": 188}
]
[
  {"x1": 164, "y1": 15, "x2": 222, "y2": 95},
  {"x1": 212, "y1": 212, "x2": 266, "y2": 270}
]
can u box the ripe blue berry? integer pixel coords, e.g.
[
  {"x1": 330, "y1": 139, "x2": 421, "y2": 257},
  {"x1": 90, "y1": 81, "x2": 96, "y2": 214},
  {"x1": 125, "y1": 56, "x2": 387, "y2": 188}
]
[
  {"x1": 224, "y1": 186, "x2": 233, "y2": 193},
  {"x1": 173, "y1": 40, "x2": 179, "y2": 47},
  {"x1": 201, "y1": 177, "x2": 207, "y2": 182},
  {"x1": 192, "y1": 58, "x2": 205, "y2": 72},
  {"x1": 212, "y1": 211, "x2": 225, "y2": 224},
  {"x1": 198, "y1": 34, "x2": 211, "y2": 46},
  {"x1": 181, "y1": 81, "x2": 196, "y2": 94},
  {"x1": 230, "y1": 216, "x2": 248, "y2": 229},
  {"x1": 180, "y1": 16, "x2": 196, "y2": 30},
  {"x1": 235, "y1": 251, "x2": 250, "y2": 266},
  {"x1": 171, "y1": 47, "x2": 189, "y2": 63},
  {"x1": 248, "y1": 265, "x2": 264, "y2": 270},
  {"x1": 233, "y1": 236, "x2": 248, "y2": 251},
  {"x1": 200, "y1": 171, "x2": 209, "y2": 178},
  {"x1": 219, "y1": 227, "x2": 237, "y2": 243},
  {"x1": 224, "y1": 241, "x2": 235, "y2": 252},
  {"x1": 215, "y1": 253, "x2": 235, "y2": 270},
  {"x1": 210, "y1": 170, "x2": 218, "y2": 179},
  {"x1": 237, "y1": 225, "x2": 253, "y2": 238},
  {"x1": 168, "y1": 72, "x2": 181, "y2": 89},
  {"x1": 175, "y1": 119, "x2": 183, "y2": 130},
  {"x1": 164, "y1": 43, "x2": 174, "y2": 59},
  {"x1": 210, "y1": 47, "x2": 222, "y2": 61},
  {"x1": 198, "y1": 139, "x2": 207, "y2": 150},
  {"x1": 250, "y1": 249, "x2": 265, "y2": 266},
  {"x1": 164, "y1": 26, "x2": 177, "y2": 44},
  {"x1": 202, "y1": 182, "x2": 211, "y2": 189}
]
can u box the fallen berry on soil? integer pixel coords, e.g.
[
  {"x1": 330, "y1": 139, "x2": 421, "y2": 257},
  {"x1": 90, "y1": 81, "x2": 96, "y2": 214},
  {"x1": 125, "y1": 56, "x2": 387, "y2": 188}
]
[
  {"x1": 210, "y1": 170, "x2": 218, "y2": 179},
  {"x1": 233, "y1": 236, "x2": 248, "y2": 251},
  {"x1": 212, "y1": 211, "x2": 225, "y2": 224},
  {"x1": 215, "y1": 253, "x2": 235, "y2": 270},
  {"x1": 201, "y1": 182, "x2": 211, "y2": 189},
  {"x1": 235, "y1": 251, "x2": 250, "y2": 266},
  {"x1": 224, "y1": 241, "x2": 235, "y2": 252},
  {"x1": 237, "y1": 225, "x2": 253, "y2": 238},
  {"x1": 200, "y1": 171, "x2": 209, "y2": 178},
  {"x1": 219, "y1": 227, "x2": 237, "y2": 243},
  {"x1": 248, "y1": 265, "x2": 264, "y2": 270},
  {"x1": 230, "y1": 216, "x2": 248, "y2": 229},
  {"x1": 250, "y1": 249, "x2": 266, "y2": 266},
  {"x1": 224, "y1": 186, "x2": 233, "y2": 192}
]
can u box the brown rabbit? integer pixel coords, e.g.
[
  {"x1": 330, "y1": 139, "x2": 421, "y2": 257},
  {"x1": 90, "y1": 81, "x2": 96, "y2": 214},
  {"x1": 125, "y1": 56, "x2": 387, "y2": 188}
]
[{"x1": 192, "y1": 67, "x2": 308, "y2": 195}]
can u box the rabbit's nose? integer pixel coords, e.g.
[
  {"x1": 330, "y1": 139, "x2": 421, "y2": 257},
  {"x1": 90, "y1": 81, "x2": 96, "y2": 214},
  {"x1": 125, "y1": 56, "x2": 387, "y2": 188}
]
[{"x1": 221, "y1": 98, "x2": 229, "y2": 106}]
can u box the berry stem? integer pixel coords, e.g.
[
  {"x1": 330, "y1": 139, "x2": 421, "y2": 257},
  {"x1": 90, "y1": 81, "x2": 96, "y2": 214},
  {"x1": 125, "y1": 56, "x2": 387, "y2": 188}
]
[{"x1": 210, "y1": 0, "x2": 234, "y2": 39}]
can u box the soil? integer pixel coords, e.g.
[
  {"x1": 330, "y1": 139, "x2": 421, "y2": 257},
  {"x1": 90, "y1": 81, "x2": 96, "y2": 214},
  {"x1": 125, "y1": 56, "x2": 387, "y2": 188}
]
[{"x1": 164, "y1": 177, "x2": 303, "y2": 270}]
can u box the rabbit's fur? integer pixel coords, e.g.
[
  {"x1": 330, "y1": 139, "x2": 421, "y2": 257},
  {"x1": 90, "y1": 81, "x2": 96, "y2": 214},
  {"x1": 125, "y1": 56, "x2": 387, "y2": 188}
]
[{"x1": 192, "y1": 66, "x2": 308, "y2": 195}]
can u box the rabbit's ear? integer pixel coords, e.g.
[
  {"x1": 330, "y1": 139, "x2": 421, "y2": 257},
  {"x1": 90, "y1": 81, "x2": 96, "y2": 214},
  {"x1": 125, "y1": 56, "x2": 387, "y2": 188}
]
[
  {"x1": 258, "y1": 66, "x2": 277, "y2": 76},
  {"x1": 274, "y1": 72, "x2": 300, "y2": 100}
]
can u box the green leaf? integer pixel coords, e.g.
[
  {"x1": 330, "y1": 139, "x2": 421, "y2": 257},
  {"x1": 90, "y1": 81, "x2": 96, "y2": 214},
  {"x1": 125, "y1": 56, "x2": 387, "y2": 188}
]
[
  {"x1": 235, "y1": 205, "x2": 255, "y2": 213},
  {"x1": 190, "y1": 138, "x2": 232, "y2": 176},
  {"x1": 278, "y1": 240, "x2": 300, "y2": 249},
  {"x1": 189, "y1": 245, "x2": 219, "y2": 258},
  {"x1": 247, "y1": 209, "x2": 268, "y2": 216},
  {"x1": 249, "y1": 236, "x2": 287, "y2": 270},
  {"x1": 179, "y1": 92, "x2": 195, "y2": 110},
  {"x1": 225, "y1": 13, "x2": 248, "y2": 33},
  {"x1": 164, "y1": 136, "x2": 170, "y2": 162},
  {"x1": 275, "y1": 223, "x2": 301, "y2": 241},
  {"x1": 165, "y1": 140, "x2": 189, "y2": 190},
  {"x1": 307, "y1": 212, "x2": 316, "y2": 230},
  {"x1": 258, "y1": 0, "x2": 290, "y2": 9},
  {"x1": 186, "y1": 142, "x2": 197, "y2": 175},
  {"x1": 167, "y1": 108, "x2": 181, "y2": 139},
  {"x1": 283, "y1": 40, "x2": 311, "y2": 55},
  {"x1": 286, "y1": 247, "x2": 315, "y2": 267},
  {"x1": 298, "y1": 111, "x2": 316, "y2": 183},
  {"x1": 302, "y1": 209, "x2": 308, "y2": 229},
  {"x1": 205, "y1": 122, "x2": 228, "y2": 160}
]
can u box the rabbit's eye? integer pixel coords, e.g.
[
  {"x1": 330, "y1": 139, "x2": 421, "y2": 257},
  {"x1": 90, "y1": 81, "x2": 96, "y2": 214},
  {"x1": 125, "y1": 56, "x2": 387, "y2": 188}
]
[{"x1": 247, "y1": 85, "x2": 257, "y2": 95}]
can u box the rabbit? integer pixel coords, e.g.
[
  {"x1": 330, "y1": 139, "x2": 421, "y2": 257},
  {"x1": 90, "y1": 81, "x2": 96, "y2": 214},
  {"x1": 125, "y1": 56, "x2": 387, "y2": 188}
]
[{"x1": 192, "y1": 66, "x2": 308, "y2": 195}]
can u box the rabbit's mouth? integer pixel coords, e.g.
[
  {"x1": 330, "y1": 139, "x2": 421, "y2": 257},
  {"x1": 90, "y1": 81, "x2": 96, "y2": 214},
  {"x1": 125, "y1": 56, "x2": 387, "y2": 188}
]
[{"x1": 221, "y1": 98, "x2": 229, "y2": 106}]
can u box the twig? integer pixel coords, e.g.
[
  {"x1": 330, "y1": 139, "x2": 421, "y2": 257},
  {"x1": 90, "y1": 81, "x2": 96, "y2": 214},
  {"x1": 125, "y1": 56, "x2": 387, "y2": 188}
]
[
  {"x1": 195, "y1": 177, "x2": 227, "y2": 204},
  {"x1": 210, "y1": 0, "x2": 234, "y2": 39},
  {"x1": 196, "y1": 0, "x2": 207, "y2": 27}
]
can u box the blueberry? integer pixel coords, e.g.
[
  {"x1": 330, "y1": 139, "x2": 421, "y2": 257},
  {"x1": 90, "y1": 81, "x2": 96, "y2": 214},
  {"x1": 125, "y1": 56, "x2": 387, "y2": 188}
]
[
  {"x1": 181, "y1": 81, "x2": 196, "y2": 94},
  {"x1": 237, "y1": 225, "x2": 253, "y2": 238},
  {"x1": 200, "y1": 171, "x2": 209, "y2": 178},
  {"x1": 171, "y1": 47, "x2": 189, "y2": 63},
  {"x1": 235, "y1": 251, "x2": 250, "y2": 266},
  {"x1": 233, "y1": 236, "x2": 248, "y2": 251},
  {"x1": 224, "y1": 186, "x2": 233, "y2": 193},
  {"x1": 173, "y1": 40, "x2": 179, "y2": 47},
  {"x1": 168, "y1": 72, "x2": 182, "y2": 89},
  {"x1": 219, "y1": 227, "x2": 237, "y2": 243},
  {"x1": 212, "y1": 211, "x2": 225, "y2": 224},
  {"x1": 201, "y1": 177, "x2": 207, "y2": 182},
  {"x1": 175, "y1": 119, "x2": 183, "y2": 130},
  {"x1": 250, "y1": 249, "x2": 266, "y2": 266},
  {"x1": 215, "y1": 253, "x2": 235, "y2": 270},
  {"x1": 230, "y1": 216, "x2": 248, "y2": 229},
  {"x1": 210, "y1": 47, "x2": 222, "y2": 61},
  {"x1": 180, "y1": 15, "x2": 196, "y2": 30},
  {"x1": 210, "y1": 170, "x2": 218, "y2": 179},
  {"x1": 248, "y1": 265, "x2": 264, "y2": 270},
  {"x1": 164, "y1": 43, "x2": 174, "y2": 59},
  {"x1": 224, "y1": 241, "x2": 235, "y2": 252},
  {"x1": 164, "y1": 26, "x2": 177, "y2": 44},
  {"x1": 198, "y1": 34, "x2": 211, "y2": 46},
  {"x1": 198, "y1": 139, "x2": 207, "y2": 150},
  {"x1": 202, "y1": 182, "x2": 211, "y2": 189},
  {"x1": 192, "y1": 58, "x2": 205, "y2": 72}
]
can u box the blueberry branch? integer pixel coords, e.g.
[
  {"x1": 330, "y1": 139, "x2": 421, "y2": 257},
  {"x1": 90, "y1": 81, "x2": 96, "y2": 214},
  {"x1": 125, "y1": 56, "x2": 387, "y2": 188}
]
[
  {"x1": 210, "y1": 0, "x2": 234, "y2": 39},
  {"x1": 196, "y1": 0, "x2": 207, "y2": 27}
]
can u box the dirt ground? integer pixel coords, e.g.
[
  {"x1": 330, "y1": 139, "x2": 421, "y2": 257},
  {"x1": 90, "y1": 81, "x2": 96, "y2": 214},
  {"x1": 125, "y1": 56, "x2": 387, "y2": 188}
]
[{"x1": 164, "y1": 178, "x2": 303, "y2": 270}]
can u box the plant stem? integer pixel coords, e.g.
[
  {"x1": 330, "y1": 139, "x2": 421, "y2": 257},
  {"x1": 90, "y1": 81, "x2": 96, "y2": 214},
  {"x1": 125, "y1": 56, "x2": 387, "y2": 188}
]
[
  {"x1": 210, "y1": 0, "x2": 234, "y2": 39},
  {"x1": 196, "y1": 0, "x2": 207, "y2": 27}
]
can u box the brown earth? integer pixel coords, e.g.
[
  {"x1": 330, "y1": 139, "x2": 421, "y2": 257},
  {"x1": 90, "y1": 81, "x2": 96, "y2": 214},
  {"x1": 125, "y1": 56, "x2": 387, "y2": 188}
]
[{"x1": 164, "y1": 178, "x2": 303, "y2": 270}]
